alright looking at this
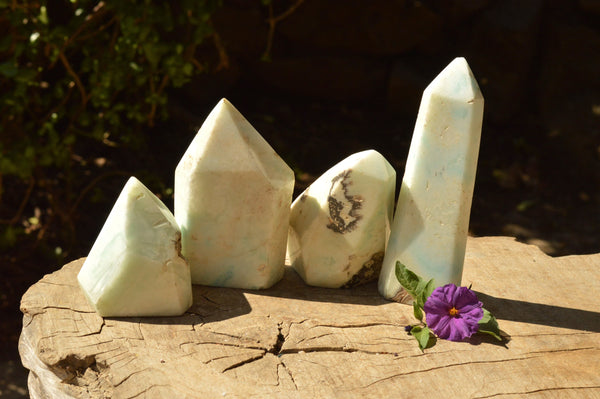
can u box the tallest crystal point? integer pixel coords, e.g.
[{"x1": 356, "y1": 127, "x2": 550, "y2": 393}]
[
  {"x1": 175, "y1": 99, "x2": 294, "y2": 289},
  {"x1": 378, "y1": 57, "x2": 484, "y2": 301}
]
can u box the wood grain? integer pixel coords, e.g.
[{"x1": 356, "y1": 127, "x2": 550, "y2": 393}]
[{"x1": 19, "y1": 236, "x2": 600, "y2": 398}]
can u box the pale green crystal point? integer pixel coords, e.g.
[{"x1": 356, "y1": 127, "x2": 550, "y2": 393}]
[
  {"x1": 175, "y1": 98, "x2": 295, "y2": 289},
  {"x1": 77, "y1": 177, "x2": 192, "y2": 317},
  {"x1": 378, "y1": 57, "x2": 484, "y2": 301},
  {"x1": 288, "y1": 150, "x2": 396, "y2": 288}
]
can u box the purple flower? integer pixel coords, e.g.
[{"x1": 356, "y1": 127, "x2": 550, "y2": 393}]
[{"x1": 423, "y1": 284, "x2": 484, "y2": 341}]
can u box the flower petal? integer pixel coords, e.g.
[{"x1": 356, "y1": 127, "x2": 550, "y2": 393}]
[
  {"x1": 425, "y1": 311, "x2": 444, "y2": 327},
  {"x1": 453, "y1": 286, "x2": 479, "y2": 309},
  {"x1": 461, "y1": 305, "x2": 484, "y2": 322},
  {"x1": 423, "y1": 284, "x2": 484, "y2": 341},
  {"x1": 429, "y1": 314, "x2": 453, "y2": 339},
  {"x1": 446, "y1": 317, "x2": 474, "y2": 341},
  {"x1": 424, "y1": 295, "x2": 449, "y2": 314},
  {"x1": 443, "y1": 284, "x2": 458, "y2": 305}
]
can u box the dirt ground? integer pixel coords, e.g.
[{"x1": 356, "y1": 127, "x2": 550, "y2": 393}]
[{"x1": 2, "y1": 86, "x2": 599, "y2": 397}]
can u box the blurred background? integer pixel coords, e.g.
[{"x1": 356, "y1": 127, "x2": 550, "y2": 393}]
[{"x1": 1, "y1": 0, "x2": 599, "y2": 396}]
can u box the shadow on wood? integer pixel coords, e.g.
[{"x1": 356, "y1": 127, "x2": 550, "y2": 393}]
[
  {"x1": 19, "y1": 237, "x2": 600, "y2": 398},
  {"x1": 246, "y1": 267, "x2": 388, "y2": 306},
  {"x1": 476, "y1": 292, "x2": 600, "y2": 333}
]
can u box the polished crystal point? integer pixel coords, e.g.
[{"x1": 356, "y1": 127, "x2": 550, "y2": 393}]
[
  {"x1": 287, "y1": 150, "x2": 396, "y2": 288},
  {"x1": 378, "y1": 57, "x2": 484, "y2": 301},
  {"x1": 175, "y1": 98, "x2": 294, "y2": 289},
  {"x1": 78, "y1": 177, "x2": 192, "y2": 317}
]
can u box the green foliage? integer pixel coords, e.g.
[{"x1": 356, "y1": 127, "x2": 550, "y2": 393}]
[
  {"x1": 478, "y1": 308, "x2": 503, "y2": 341},
  {"x1": 410, "y1": 325, "x2": 434, "y2": 352},
  {"x1": 395, "y1": 261, "x2": 435, "y2": 321},
  {"x1": 397, "y1": 263, "x2": 504, "y2": 350},
  {"x1": 0, "y1": 0, "x2": 220, "y2": 253}
]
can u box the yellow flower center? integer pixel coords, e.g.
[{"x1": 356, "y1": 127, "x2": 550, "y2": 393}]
[{"x1": 449, "y1": 307, "x2": 459, "y2": 317}]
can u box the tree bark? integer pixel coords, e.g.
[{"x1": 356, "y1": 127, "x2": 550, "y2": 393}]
[{"x1": 19, "y1": 236, "x2": 600, "y2": 398}]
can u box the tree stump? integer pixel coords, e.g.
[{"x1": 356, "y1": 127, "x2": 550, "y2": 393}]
[{"x1": 19, "y1": 236, "x2": 600, "y2": 398}]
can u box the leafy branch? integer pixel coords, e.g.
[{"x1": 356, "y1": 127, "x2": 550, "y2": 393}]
[
  {"x1": 262, "y1": 0, "x2": 305, "y2": 60},
  {"x1": 0, "y1": 0, "x2": 222, "y2": 256}
]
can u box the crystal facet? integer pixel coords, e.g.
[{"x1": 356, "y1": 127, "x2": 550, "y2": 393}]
[
  {"x1": 378, "y1": 57, "x2": 484, "y2": 301},
  {"x1": 175, "y1": 98, "x2": 295, "y2": 289},
  {"x1": 287, "y1": 150, "x2": 396, "y2": 288},
  {"x1": 77, "y1": 177, "x2": 192, "y2": 317}
]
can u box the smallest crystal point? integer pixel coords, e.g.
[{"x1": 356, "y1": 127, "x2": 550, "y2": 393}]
[{"x1": 78, "y1": 177, "x2": 192, "y2": 317}]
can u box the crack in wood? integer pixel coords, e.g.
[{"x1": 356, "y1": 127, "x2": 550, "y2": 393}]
[
  {"x1": 39, "y1": 280, "x2": 77, "y2": 288},
  {"x1": 179, "y1": 340, "x2": 267, "y2": 351},
  {"x1": 99, "y1": 349, "x2": 135, "y2": 365},
  {"x1": 296, "y1": 332, "x2": 334, "y2": 344},
  {"x1": 277, "y1": 359, "x2": 298, "y2": 390},
  {"x1": 109, "y1": 354, "x2": 136, "y2": 369},
  {"x1": 79, "y1": 320, "x2": 105, "y2": 337},
  {"x1": 203, "y1": 353, "x2": 246, "y2": 365},
  {"x1": 198, "y1": 294, "x2": 220, "y2": 305},
  {"x1": 113, "y1": 367, "x2": 153, "y2": 388},
  {"x1": 62, "y1": 339, "x2": 116, "y2": 350},
  {"x1": 52, "y1": 354, "x2": 99, "y2": 384},
  {"x1": 508, "y1": 331, "x2": 596, "y2": 338},
  {"x1": 41, "y1": 305, "x2": 97, "y2": 314},
  {"x1": 221, "y1": 353, "x2": 266, "y2": 373},
  {"x1": 124, "y1": 384, "x2": 172, "y2": 399},
  {"x1": 357, "y1": 337, "x2": 412, "y2": 345},
  {"x1": 359, "y1": 355, "x2": 551, "y2": 389},
  {"x1": 21, "y1": 311, "x2": 45, "y2": 327},
  {"x1": 527, "y1": 346, "x2": 598, "y2": 355},
  {"x1": 308, "y1": 322, "x2": 404, "y2": 329},
  {"x1": 270, "y1": 324, "x2": 285, "y2": 354},
  {"x1": 281, "y1": 346, "x2": 363, "y2": 355},
  {"x1": 471, "y1": 386, "x2": 600, "y2": 399},
  {"x1": 193, "y1": 329, "x2": 249, "y2": 341},
  {"x1": 281, "y1": 346, "x2": 419, "y2": 356}
]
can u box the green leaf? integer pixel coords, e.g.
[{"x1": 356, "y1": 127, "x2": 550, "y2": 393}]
[
  {"x1": 414, "y1": 278, "x2": 435, "y2": 308},
  {"x1": 396, "y1": 262, "x2": 436, "y2": 323},
  {"x1": 410, "y1": 326, "x2": 432, "y2": 352},
  {"x1": 1, "y1": 225, "x2": 20, "y2": 248},
  {"x1": 0, "y1": 62, "x2": 19, "y2": 78},
  {"x1": 413, "y1": 302, "x2": 423, "y2": 322},
  {"x1": 423, "y1": 278, "x2": 435, "y2": 299},
  {"x1": 395, "y1": 262, "x2": 421, "y2": 298},
  {"x1": 38, "y1": 5, "x2": 49, "y2": 24},
  {"x1": 516, "y1": 199, "x2": 537, "y2": 212},
  {"x1": 478, "y1": 308, "x2": 502, "y2": 341}
]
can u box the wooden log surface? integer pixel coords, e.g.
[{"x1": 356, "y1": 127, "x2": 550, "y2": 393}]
[{"x1": 19, "y1": 236, "x2": 600, "y2": 398}]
